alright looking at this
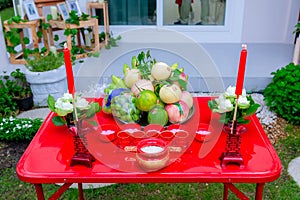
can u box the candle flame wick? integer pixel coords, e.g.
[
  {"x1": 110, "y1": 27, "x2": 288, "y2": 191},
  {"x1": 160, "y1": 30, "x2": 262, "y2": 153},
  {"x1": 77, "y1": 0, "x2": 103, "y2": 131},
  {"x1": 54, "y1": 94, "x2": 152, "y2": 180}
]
[
  {"x1": 242, "y1": 44, "x2": 247, "y2": 50},
  {"x1": 64, "y1": 43, "x2": 68, "y2": 49}
]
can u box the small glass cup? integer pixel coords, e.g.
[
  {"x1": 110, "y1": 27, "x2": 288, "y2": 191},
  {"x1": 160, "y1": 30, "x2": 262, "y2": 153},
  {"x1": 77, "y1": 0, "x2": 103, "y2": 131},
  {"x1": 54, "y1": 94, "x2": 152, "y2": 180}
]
[
  {"x1": 117, "y1": 131, "x2": 133, "y2": 149},
  {"x1": 132, "y1": 130, "x2": 146, "y2": 146},
  {"x1": 159, "y1": 130, "x2": 175, "y2": 144},
  {"x1": 144, "y1": 124, "x2": 164, "y2": 138},
  {"x1": 173, "y1": 130, "x2": 190, "y2": 150}
]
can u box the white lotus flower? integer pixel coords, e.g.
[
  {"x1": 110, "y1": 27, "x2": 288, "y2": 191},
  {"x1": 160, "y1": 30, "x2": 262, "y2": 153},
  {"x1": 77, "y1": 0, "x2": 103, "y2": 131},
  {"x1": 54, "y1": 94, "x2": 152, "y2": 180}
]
[
  {"x1": 62, "y1": 93, "x2": 73, "y2": 101},
  {"x1": 55, "y1": 97, "x2": 73, "y2": 116},
  {"x1": 238, "y1": 96, "x2": 250, "y2": 109},
  {"x1": 225, "y1": 86, "x2": 236, "y2": 97},
  {"x1": 76, "y1": 97, "x2": 89, "y2": 110},
  {"x1": 215, "y1": 94, "x2": 234, "y2": 113},
  {"x1": 225, "y1": 86, "x2": 247, "y2": 98}
]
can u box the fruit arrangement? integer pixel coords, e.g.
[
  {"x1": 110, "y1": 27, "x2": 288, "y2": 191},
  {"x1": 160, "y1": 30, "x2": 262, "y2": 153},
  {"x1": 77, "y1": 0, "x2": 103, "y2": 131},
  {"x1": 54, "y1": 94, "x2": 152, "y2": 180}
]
[{"x1": 102, "y1": 51, "x2": 194, "y2": 126}]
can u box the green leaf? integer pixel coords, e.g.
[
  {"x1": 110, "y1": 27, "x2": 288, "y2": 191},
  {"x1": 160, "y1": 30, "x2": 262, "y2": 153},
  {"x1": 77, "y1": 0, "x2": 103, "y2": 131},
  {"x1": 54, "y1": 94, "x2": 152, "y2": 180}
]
[
  {"x1": 52, "y1": 116, "x2": 66, "y2": 126},
  {"x1": 88, "y1": 120, "x2": 98, "y2": 126},
  {"x1": 41, "y1": 47, "x2": 47, "y2": 54},
  {"x1": 42, "y1": 22, "x2": 50, "y2": 30},
  {"x1": 208, "y1": 100, "x2": 217, "y2": 110},
  {"x1": 54, "y1": 34, "x2": 59, "y2": 41},
  {"x1": 93, "y1": 51, "x2": 100, "y2": 57},
  {"x1": 177, "y1": 79, "x2": 187, "y2": 90},
  {"x1": 64, "y1": 29, "x2": 71, "y2": 36},
  {"x1": 47, "y1": 14, "x2": 53, "y2": 21},
  {"x1": 7, "y1": 18, "x2": 12, "y2": 25},
  {"x1": 85, "y1": 102, "x2": 101, "y2": 118},
  {"x1": 137, "y1": 51, "x2": 145, "y2": 63},
  {"x1": 37, "y1": 31, "x2": 43, "y2": 38},
  {"x1": 23, "y1": 37, "x2": 30, "y2": 44},
  {"x1": 237, "y1": 118, "x2": 250, "y2": 124},
  {"x1": 71, "y1": 28, "x2": 78, "y2": 35},
  {"x1": 47, "y1": 95, "x2": 56, "y2": 112}
]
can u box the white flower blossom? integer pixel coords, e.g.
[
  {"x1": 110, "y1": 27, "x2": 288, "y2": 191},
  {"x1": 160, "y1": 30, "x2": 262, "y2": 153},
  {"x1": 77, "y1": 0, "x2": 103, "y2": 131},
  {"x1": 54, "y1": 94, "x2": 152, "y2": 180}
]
[
  {"x1": 225, "y1": 86, "x2": 236, "y2": 98},
  {"x1": 225, "y1": 86, "x2": 247, "y2": 97},
  {"x1": 55, "y1": 97, "x2": 73, "y2": 116},
  {"x1": 76, "y1": 97, "x2": 89, "y2": 110},
  {"x1": 62, "y1": 93, "x2": 73, "y2": 101},
  {"x1": 238, "y1": 96, "x2": 250, "y2": 109},
  {"x1": 214, "y1": 94, "x2": 234, "y2": 113}
]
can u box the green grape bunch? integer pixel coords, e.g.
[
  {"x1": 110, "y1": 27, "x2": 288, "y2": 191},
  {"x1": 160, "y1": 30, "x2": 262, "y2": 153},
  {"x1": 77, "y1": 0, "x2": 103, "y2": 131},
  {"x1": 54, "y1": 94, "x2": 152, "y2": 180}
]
[{"x1": 111, "y1": 91, "x2": 141, "y2": 123}]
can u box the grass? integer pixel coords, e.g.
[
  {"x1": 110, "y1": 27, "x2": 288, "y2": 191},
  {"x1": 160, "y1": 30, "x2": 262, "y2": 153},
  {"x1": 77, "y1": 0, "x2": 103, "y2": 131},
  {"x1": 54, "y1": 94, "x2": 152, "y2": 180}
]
[
  {"x1": 0, "y1": 7, "x2": 14, "y2": 24},
  {"x1": 0, "y1": 124, "x2": 299, "y2": 200}
]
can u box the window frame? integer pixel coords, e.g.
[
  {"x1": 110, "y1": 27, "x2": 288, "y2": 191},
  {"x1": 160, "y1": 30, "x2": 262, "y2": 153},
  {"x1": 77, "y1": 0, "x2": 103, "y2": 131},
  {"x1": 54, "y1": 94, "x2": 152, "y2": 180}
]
[{"x1": 84, "y1": 0, "x2": 245, "y2": 43}]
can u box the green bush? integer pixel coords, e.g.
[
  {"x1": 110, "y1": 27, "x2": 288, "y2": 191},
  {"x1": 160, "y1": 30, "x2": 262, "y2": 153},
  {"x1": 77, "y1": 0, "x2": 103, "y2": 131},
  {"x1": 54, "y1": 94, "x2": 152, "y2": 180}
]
[
  {"x1": 0, "y1": 77, "x2": 18, "y2": 117},
  {"x1": 0, "y1": 117, "x2": 43, "y2": 141},
  {"x1": 0, "y1": 0, "x2": 12, "y2": 11},
  {"x1": 264, "y1": 63, "x2": 300, "y2": 125}
]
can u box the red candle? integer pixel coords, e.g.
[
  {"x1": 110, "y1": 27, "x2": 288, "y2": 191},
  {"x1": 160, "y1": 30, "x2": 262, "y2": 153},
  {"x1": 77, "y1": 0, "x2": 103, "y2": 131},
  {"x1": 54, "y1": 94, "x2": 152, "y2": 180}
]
[
  {"x1": 235, "y1": 44, "x2": 247, "y2": 96},
  {"x1": 63, "y1": 43, "x2": 75, "y2": 95}
]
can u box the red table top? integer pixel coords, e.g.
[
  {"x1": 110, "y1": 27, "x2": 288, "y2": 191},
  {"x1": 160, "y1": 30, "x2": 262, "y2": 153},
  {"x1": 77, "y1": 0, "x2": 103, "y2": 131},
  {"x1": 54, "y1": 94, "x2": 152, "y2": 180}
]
[{"x1": 16, "y1": 97, "x2": 282, "y2": 184}]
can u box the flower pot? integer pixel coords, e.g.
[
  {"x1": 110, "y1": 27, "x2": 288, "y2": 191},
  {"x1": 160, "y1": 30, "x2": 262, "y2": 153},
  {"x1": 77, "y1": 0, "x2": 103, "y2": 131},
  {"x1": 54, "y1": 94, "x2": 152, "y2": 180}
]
[
  {"x1": 14, "y1": 95, "x2": 34, "y2": 111},
  {"x1": 25, "y1": 66, "x2": 67, "y2": 106}
]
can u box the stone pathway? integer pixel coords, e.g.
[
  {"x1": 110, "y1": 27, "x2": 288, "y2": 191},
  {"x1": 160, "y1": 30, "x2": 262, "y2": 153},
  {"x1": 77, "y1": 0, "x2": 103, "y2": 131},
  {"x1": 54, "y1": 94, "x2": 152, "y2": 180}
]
[{"x1": 288, "y1": 157, "x2": 300, "y2": 187}]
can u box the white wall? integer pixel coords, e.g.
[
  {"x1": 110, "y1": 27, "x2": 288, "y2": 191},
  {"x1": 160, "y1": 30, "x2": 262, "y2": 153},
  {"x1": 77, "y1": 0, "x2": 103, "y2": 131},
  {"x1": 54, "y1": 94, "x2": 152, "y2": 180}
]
[
  {"x1": 242, "y1": 0, "x2": 300, "y2": 44},
  {"x1": 78, "y1": 0, "x2": 300, "y2": 44}
]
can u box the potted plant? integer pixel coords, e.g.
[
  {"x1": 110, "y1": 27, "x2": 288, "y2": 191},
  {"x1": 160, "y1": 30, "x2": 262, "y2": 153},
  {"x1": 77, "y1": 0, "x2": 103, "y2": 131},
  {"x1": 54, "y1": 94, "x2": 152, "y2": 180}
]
[
  {"x1": 25, "y1": 51, "x2": 68, "y2": 106},
  {"x1": 2, "y1": 68, "x2": 33, "y2": 111}
]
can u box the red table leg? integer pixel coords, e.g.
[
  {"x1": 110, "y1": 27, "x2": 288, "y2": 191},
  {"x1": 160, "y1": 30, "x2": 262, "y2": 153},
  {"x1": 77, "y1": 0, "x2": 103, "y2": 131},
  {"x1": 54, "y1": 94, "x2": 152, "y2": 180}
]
[
  {"x1": 223, "y1": 183, "x2": 229, "y2": 200},
  {"x1": 78, "y1": 183, "x2": 84, "y2": 200},
  {"x1": 223, "y1": 183, "x2": 249, "y2": 200},
  {"x1": 255, "y1": 183, "x2": 265, "y2": 200},
  {"x1": 34, "y1": 184, "x2": 45, "y2": 200}
]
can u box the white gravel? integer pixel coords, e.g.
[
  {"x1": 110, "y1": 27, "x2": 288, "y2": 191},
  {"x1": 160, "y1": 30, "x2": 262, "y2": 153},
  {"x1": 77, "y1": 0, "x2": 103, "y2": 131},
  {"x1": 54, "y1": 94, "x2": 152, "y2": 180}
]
[{"x1": 251, "y1": 93, "x2": 277, "y2": 126}]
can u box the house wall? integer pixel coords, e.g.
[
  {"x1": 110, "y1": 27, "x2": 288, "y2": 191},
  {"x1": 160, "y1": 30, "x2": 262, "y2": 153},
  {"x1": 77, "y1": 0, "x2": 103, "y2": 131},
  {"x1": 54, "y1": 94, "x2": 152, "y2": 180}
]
[
  {"x1": 242, "y1": 0, "x2": 298, "y2": 44},
  {"x1": 75, "y1": 0, "x2": 299, "y2": 92},
  {"x1": 3, "y1": 1, "x2": 299, "y2": 93}
]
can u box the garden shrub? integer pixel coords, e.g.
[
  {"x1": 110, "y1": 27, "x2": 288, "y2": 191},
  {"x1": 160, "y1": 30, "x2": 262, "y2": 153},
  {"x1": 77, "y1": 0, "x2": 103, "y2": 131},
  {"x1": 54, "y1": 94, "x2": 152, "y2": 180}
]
[
  {"x1": 0, "y1": 117, "x2": 43, "y2": 141},
  {"x1": 264, "y1": 63, "x2": 300, "y2": 125},
  {"x1": 0, "y1": 0, "x2": 12, "y2": 11},
  {"x1": 0, "y1": 77, "x2": 18, "y2": 117}
]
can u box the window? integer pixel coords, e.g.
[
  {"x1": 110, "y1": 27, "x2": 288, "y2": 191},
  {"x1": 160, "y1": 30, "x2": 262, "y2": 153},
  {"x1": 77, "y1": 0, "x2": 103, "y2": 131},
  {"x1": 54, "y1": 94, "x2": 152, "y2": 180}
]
[
  {"x1": 105, "y1": 0, "x2": 225, "y2": 26},
  {"x1": 106, "y1": 0, "x2": 156, "y2": 25},
  {"x1": 95, "y1": 0, "x2": 244, "y2": 43},
  {"x1": 164, "y1": 0, "x2": 226, "y2": 26}
]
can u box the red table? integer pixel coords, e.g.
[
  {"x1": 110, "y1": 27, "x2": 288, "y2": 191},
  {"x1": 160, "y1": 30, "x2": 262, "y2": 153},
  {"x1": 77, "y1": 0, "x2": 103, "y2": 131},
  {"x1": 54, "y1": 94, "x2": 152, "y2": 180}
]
[{"x1": 16, "y1": 97, "x2": 282, "y2": 200}]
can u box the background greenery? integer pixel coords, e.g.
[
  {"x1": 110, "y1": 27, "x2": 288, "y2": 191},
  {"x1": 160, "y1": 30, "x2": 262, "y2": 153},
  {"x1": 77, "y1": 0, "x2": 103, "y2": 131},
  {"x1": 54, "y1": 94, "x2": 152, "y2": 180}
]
[
  {"x1": 0, "y1": 0, "x2": 12, "y2": 12},
  {"x1": 0, "y1": 5, "x2": 13, "y2": 23}
]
